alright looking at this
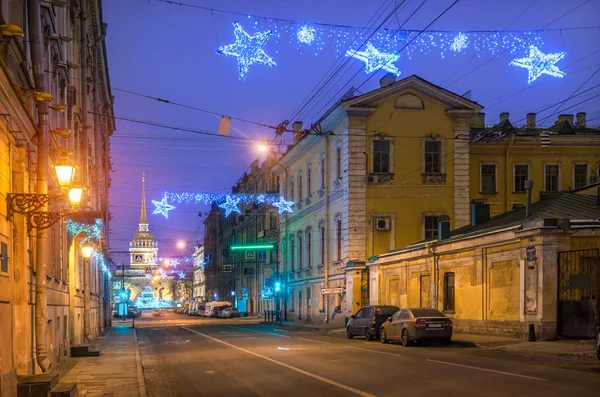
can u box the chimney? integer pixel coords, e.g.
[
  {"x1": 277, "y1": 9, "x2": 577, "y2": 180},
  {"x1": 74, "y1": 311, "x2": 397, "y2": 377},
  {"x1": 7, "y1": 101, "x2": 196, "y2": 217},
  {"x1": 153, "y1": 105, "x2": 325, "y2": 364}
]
[
  {"x1": 379, "y1": 73, "x2": 396, "y2": 88},
  {"x1": 557, "y1": 114, "x2": 573, "y2": 126},
  {"x1": 499, "y1": 112, "x2": 509, "y2": 123},
  {"x1": 437, "y1": 215, "x2": 451, "y2": 240},
  {"x1": 525, "y1": 180, "x2": 533, "y2": 217},
  {"x1": 470, "y1": 199, "x2": 490, "y2": 226},
  {"x1": 470, "y1": 112, "x2": 485, "y2": 128},
  {"x1": 292, "y1": 121, "x2": 303, "y2": 144},
  {"x1": 576, "y1": 112, "x2": 586, "y2": 128},
  {"x1": 526, "y1": 113, "x2": 536, "y2": 129}
]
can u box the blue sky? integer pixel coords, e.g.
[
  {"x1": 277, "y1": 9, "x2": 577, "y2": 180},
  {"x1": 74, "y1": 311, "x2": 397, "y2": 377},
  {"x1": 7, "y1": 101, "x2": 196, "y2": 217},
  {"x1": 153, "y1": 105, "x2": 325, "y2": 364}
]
[{"x1": 104, "y1": 0, "x2": 600, "y2": 261}]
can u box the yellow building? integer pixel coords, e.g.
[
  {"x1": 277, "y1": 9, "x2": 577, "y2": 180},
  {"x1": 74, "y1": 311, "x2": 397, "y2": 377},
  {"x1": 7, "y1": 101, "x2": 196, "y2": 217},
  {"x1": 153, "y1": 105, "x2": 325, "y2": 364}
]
[
  {"x1": 368, "y1": 188, "x2": 600, "y2": 339},
  {"x1": 469, "y1": 112, "x2": 600, "y2": 218},
  {"x1": 277, "y1": 75, "x2": 483, "y2": 325}
]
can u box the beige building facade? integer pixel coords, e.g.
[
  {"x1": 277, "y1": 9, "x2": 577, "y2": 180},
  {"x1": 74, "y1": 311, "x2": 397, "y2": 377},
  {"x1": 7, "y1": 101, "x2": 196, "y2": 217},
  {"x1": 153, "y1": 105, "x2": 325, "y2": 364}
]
[{"x1": 0, "y1": 2, "x2": 114, "y2": 396}]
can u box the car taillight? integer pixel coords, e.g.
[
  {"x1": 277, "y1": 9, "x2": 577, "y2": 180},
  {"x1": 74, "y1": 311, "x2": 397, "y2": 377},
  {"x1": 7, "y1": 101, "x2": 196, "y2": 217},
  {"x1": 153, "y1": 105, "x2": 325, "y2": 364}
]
[
  {"x1": 415, "y1": 319, "x2": 426, "y2": 327},
  {"x1": 444, "y1": 319, "x2": 453, "y2": 326}
]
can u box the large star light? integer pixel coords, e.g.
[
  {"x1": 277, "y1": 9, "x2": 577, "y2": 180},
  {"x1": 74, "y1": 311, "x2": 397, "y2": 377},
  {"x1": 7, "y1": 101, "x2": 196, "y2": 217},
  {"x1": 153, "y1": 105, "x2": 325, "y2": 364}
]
[
  {"x1": 152, "y1": 196, "x2": 176, "y2": 219},
  {"x1": 216, "y1": 22, "x2": 276, "y2": 80},
  {"x1": 272, "y1": 197, "x2": 294, "y2": 214},
  {"x1": 218, "y1": 195, "x2": 242, "y2": 217},
  {"x1": 510, "y1": 46, "x2": 566, "y2": 84},
  {"x1": 178, "y1": 271, "x2": 186, "y2": 280},
  {"x1": 346, "y1": 43, "x2": 401, "y2": 76}
]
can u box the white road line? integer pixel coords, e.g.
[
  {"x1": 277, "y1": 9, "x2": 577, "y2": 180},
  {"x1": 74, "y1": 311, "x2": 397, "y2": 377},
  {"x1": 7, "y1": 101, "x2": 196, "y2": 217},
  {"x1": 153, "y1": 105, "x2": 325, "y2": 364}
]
[
  {"x1": 180, "y1": 326, "x2": 376, "y2": 397},
  {"x1": 425, "y1": 359, "x2": 547, "y2": 381},
  {"x1": 229, "y1": 325, "x2": 290, "y2": 338},
  {"x1": 297, "y1": 337, "x2": 331, "y2": 345},
  {"x1": 345, "y1": 346, "x2": 408, "y2": 358}
]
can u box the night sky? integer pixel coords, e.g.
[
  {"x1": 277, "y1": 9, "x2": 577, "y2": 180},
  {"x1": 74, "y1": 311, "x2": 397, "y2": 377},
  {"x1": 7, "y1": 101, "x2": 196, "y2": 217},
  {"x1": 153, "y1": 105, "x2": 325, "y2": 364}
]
[{"x1": 104, "y1": 0, "x2": 600, "y2": 262}]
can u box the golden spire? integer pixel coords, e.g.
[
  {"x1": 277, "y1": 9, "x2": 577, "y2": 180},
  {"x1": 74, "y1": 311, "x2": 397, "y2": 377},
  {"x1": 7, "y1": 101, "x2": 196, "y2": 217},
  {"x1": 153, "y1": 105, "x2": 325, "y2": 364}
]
[{"x1": 140, "y1": 173, "x2": 148, "y2": 224}]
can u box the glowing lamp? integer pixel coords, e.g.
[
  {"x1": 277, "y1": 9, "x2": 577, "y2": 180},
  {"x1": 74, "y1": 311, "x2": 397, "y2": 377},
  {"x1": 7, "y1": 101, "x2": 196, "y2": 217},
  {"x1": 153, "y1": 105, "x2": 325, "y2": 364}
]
[
  {"x1": 80, "y1": 243, "x2": 94, "y2": 259},
  {"x1": 54, "y1": 164, "x2": 75, "y2": 191},
  {"x1": 257, "y1": 143, "x2": 268, "y2": 152},
  {"x1": 68, "y1": 187, "x2": 83, "y2": 210}
]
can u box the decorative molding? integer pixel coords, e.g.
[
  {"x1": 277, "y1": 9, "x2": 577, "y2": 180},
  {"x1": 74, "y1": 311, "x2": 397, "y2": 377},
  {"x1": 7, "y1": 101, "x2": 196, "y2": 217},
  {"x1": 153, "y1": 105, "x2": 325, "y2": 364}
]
[
  {"x1": 332, "y1": 178, "x2": 342, "y2": 190},
  {"x1": 288, "y1": 199, "x2": 325, "y2": 225},
  {"x1": 421, "y1": 173, "x2": 447, "y2": 184},
  {"x1": 317, "y1": 264, "x2": 325, "y2": 275},
  {"x1": 332, "y1": 261, "x2": 344, "y2": 272},
  {"x1": 318, "y1": 219, "x2": 326, "y2": 229},
  {"x1": 329, "y1": 190, "x2": 343, "y2": 204},
  {"x1": 304, "y1": 268, "x2": 311, "y2": 277},
  {"x1": 317, "y1": 187, "x2": 325, "y2": 198},
  {"x1": 304, "y1": 195, "x2": 312, "y2": 205},
  {"x1": 334, "y1": 213, "x2": 342, "y2": 222}
]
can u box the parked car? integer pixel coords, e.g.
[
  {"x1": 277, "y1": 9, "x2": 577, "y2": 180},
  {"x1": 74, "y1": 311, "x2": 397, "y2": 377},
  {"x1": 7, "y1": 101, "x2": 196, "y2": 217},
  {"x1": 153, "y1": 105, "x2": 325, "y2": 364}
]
[
  {"x1": 346, "y1": 305, "x2": 400, "y2": 340},
  {"x1": 379, "y1": 308, "x2": 452, "y2": 346},
  {"x1": 204, "y1": 301, "x2": 232, "y2": 317},
  {"x1": 219, "y1": 307, "x2": 240, "y2": 318}
]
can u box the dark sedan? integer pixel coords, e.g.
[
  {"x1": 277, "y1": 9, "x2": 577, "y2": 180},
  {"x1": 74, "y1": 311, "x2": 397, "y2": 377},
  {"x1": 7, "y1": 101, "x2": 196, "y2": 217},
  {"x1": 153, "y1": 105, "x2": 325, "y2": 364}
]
[
  {"x1": 346, "y1": 305, "x2": 400, "y2": 340},
  {"x1": 380, "y1": 308, "x2": 452, "y2": 346}
]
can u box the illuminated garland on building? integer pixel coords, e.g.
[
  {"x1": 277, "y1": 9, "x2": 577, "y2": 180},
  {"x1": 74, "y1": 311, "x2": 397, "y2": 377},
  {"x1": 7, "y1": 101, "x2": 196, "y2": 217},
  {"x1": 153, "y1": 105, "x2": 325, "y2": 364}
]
[
  {"x1": 152, "y1": 192, "x2": 294, "y2": 218},
  {"x1": 66, "y1": 219, "x2": 103, "y2": 246},
  {"x1": 92, "y1": 251, "x2": 112, "y2": 279}
]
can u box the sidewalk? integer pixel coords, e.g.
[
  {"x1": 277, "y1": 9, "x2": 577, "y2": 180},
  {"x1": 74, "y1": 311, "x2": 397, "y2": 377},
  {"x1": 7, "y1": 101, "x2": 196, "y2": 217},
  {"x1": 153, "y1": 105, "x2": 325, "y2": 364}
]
[
  {"x1": 275, "y1": 320, "x2": 598, "y2": 363},
  {"x1": 54, "y1": 322, "x2": 146, "y2": 397}
]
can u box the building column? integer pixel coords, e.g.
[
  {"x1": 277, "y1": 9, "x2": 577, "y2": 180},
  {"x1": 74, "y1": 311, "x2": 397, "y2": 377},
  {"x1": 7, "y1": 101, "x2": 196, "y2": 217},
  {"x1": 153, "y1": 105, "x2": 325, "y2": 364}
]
[{"x1": 452, "y1": 117, "x2": 472, "y2": 228}]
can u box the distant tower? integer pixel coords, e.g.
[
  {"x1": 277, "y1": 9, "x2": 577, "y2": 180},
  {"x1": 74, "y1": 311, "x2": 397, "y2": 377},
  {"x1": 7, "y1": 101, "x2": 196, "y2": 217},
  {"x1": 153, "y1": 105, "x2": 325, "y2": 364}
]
[{"x1": 129, "y1": 173, "x2": 158, "y2": 268}]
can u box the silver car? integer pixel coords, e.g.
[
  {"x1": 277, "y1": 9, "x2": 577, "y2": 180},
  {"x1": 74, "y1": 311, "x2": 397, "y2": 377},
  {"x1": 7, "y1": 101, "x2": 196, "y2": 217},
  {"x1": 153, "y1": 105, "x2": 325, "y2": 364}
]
[{"x1": 380, "y1": 308, "x2": 452, "y2": 346}]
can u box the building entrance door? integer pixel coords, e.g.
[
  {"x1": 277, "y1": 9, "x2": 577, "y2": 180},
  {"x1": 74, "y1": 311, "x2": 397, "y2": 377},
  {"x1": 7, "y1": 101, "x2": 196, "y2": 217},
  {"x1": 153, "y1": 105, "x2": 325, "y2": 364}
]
[{"x1": 558, "y1": 249, "x2": 599, "y2": 337}]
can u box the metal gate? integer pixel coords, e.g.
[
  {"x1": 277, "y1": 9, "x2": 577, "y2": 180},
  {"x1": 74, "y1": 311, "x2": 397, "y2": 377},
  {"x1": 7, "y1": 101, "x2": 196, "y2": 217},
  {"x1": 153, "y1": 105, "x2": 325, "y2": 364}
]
[{"x1": 557, "y1": 249, "x2": 599, "y2": 338}]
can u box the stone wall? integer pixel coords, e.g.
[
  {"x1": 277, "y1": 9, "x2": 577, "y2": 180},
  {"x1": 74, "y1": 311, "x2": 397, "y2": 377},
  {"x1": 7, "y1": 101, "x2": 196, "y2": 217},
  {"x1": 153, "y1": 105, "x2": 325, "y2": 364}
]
[{"x1": 452, "y1": 318, "x2": 557, "y2": 340}]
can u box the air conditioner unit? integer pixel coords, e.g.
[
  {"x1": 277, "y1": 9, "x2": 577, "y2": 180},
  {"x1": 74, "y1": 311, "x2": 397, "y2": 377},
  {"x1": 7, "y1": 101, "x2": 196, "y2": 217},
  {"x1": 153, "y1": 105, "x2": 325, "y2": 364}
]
[
  {"x1": 366, "y1": 175, "x2": 378, "y2": 184},
  {"x1": 375, "y1": 218, "x2": 391, "y2": 231}
]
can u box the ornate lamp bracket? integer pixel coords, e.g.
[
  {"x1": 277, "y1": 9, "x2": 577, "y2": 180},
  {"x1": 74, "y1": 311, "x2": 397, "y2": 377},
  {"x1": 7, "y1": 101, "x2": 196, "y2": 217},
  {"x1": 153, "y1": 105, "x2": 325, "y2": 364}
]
[
  {"x1": 6, "y1": 193, "x2": 62, "y2": 219},
  {"x1": 27, "y1": 211, "x2": 74, "y2": 230}
]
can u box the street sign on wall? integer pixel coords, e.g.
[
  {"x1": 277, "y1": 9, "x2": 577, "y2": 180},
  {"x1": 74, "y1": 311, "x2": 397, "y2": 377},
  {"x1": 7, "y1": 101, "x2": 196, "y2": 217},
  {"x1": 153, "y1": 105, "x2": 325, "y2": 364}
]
[
  {"x1": 245, "y1": 250, "x2": 256, "y2": 260},
  {"x1": 526, "y1": 246, "x2": 537, "y2": 261},
  {"x1": 258, "y1": 251, "x2": 267, "y2": 261},
  {"x1": 321, "y1": 287, "x2": 344, "y2": 295},
  {"x1": 134, "y1": 254, "x2": 143, "y2": 263},
  {"x1": 204, "y1": 253, "x2": 212, "y2": 263},
  {"x1": 145, "y1": 267, "x2": 152, "y2": 274},
  {"x1": 223, "y1": 264, "x2": 232, "y2": 272}
]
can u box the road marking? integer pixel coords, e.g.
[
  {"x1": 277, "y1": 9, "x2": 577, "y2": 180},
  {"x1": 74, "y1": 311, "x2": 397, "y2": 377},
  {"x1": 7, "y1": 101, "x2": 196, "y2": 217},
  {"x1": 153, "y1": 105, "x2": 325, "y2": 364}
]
[
  {"x1": 425, "y1": 359, "x2": 547, "y2": 381},
  {"x1": 345, "y1": 346, "x2": 408, "y2": 358},
  {"x1": 181, "y1": 326, "x2": 376, "y2": 397},
  {"x1": 272, "y1": 328, "x2": 290, "y2": 333},
  {"x1": 277, "y1": 347, "x2": 306, "y2": 351},
  {"x1": 229, "y1": 325, "x2": 290, "y2": 338},
  {"x1": 298, "y1": 337, "x2": 331, "y2": 345}
]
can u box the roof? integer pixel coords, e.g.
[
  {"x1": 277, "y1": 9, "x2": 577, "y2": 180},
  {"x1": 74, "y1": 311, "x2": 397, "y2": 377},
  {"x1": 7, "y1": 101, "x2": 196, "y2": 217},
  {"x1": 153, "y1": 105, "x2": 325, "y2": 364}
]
[
  {"x1": 451, "y1": 192, "x2": 600, "y2": 238},
  {"x1": 469, "y1": 118, "x2": 600, "y2": 140}
]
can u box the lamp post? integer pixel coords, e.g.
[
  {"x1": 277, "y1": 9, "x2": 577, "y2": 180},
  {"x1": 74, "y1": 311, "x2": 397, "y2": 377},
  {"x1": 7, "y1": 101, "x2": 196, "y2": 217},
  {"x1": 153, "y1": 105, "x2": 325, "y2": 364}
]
[{"x1": 81, "y1": 242, "x2": 94, "y2": 342}]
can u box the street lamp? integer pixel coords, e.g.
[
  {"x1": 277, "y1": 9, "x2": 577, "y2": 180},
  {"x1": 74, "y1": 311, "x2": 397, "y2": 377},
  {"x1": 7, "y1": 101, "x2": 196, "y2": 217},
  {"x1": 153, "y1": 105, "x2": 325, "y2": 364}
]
[
  {"x1": 68, "y1": 187, "x2": 83, "y2": 210},
  {"x1": 81, "y1": 243, "x2": 94, "y2": 259}
]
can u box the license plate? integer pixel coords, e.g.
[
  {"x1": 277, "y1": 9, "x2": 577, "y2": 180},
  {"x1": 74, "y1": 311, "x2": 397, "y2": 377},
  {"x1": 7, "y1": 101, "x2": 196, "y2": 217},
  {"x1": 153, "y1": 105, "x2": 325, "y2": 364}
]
[{"x1": 428, "y1": 324, "x2": 442, "y2": 328}]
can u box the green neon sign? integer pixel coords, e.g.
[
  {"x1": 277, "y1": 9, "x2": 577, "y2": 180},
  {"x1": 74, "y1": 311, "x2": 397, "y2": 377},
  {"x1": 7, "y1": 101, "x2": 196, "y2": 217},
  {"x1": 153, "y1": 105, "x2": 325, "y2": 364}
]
[{"x1": 230, "y1": 244, "x2": 274, "y2": 251}]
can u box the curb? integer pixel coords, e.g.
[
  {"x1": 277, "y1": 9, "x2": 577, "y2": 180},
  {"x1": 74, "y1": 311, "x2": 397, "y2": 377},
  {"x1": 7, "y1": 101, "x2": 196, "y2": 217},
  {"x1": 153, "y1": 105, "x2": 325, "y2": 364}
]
[
  {"x1": 451, "y1": 339, "x2": 478, "y2": 348},
  {"x1": 133, "y1": 328, "x2": 148, "y2": 397}
]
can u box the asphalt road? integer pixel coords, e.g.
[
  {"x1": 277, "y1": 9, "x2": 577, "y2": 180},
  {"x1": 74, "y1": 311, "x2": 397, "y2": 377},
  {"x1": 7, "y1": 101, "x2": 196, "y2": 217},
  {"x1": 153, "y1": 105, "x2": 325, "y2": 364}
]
[{"x1": 136, "y1": 311, "x2": 600, "y2": 397}]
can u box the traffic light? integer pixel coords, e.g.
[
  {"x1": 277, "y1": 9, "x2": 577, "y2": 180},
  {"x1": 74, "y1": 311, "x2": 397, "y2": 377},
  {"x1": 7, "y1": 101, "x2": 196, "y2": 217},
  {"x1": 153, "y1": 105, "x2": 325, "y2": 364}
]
[
  {"x1": 274, "y1": 281, "x2": 281, "y2": 293},
  {"x1": 119, "y1": 289, "x2": 128, "y2": 301}
]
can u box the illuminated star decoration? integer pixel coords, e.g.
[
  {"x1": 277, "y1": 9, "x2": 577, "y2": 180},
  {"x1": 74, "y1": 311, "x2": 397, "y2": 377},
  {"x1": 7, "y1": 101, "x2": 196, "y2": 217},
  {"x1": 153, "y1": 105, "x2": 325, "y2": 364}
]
[
  {"x1": 450, "y1": 33, "x2": 468, "y2": 52},
  {"x1": 509, "y1": 46, "x2": 566, "y2": 84},
  {"x1": 178, "y1": 271, "x2": 186, "y2": 279},
  {"x1": 218, "y1": 195, "x2": 242, "y2": 217},
  {"x1": 346, "y1": 42, "x2": 401, "y2": 76},
  {"x1": 145, "y1": 274, "x2": 152, "y2": 280},
  {"x1": 297, "y1": 25, "x2": 316, "y2": 44},
  {"x1": 272, "y1": 197, "x2": 294, "y2": 214},
  {"x1": 216, "y1": 22, "x2": 276, "y2": 80},
  {"x1": 160, "y1": 272, "x2": 168, "y2": 280},
  {"x1": 152, "y1": 195, "x2": 176, "y2": 219}
]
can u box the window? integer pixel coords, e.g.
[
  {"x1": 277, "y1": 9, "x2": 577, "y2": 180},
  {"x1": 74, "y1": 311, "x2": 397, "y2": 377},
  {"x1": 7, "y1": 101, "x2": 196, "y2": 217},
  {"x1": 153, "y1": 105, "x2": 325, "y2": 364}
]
[
  {"x1": 307, "y1": 287, "x2": 311, "y2": 309},
  {"x1": 373, "y1": 140, "x2": 390, "y2": 173},
  {"x1": 290, "y1": 177, "x2": 294, "y2": 200},
  {"x1": 574, "y1": 164, "x2": 588, "y2": 189},
  {"x1": 424, "y1": 141, "x2": 442, "y2": 174},
  {"x1": 336, "y1": 145, "x2": 342, "y2": 180},
  {"x1": 514, "y1": 164, "x2": 528, "y2": 193},
  {"x1": 545, "y1": 165, "x2": 559, "y2": 192},
  {"x1": 319, "y1": 224, "x2": 325, "y2": 264},
  {"x1": 306, "y1": 228, "x2": 312, "y2": 267},
  {"x1": 424, "y1": 216, "x2": 438, "y2": 239},
  {"x1": 269, "y1": 212, "x2": 277, "y2": 230},
  {"x1": 297, "y1": 233, "x2": 303, "y2": 269},
  {"x1": 443, "y1": 272, "x2": 455, "y2": 312},
  {"x1": 307, "y1": 166, "x2": 312, "y2": 196},
  {"x1": 336, "y1": 218, "x2": 342, "y2": 261},
  {"x1": 298, "y1": 290, "x2": 303, "y2": 318},
  {"x1": 481, "y1": 164, "x2": 496, "y2": 193},
  {"x1": 297, "y1": 174, "x2": 303, "y2": 201},
  {"x1": 289, "y1": 237, "x2": 295, "y2": 272}
]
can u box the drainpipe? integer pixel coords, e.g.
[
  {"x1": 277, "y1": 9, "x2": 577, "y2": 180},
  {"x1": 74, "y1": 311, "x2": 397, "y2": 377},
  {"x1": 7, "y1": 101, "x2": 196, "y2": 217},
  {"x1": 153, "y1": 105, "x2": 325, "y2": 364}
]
[
  {"x1": 28, "y1": 0, "x2": 51, "y2": 373},
  {"x1": 80, "y1": 0, "x2": 93, "y2": 343},
  {"x1": 525, "y1": 180, "x2": 533, "y2": 218},
  {"x1": 426, "y1": 243, "x2": 438, "y2": 309},
  {"x1": 505, "y1": 136, "x2": 515, "y2": 212}
]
